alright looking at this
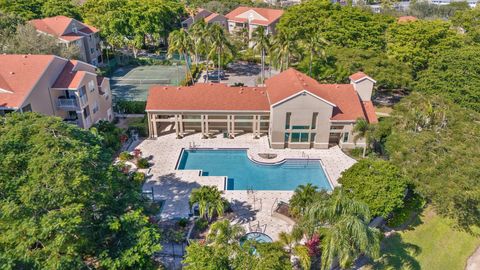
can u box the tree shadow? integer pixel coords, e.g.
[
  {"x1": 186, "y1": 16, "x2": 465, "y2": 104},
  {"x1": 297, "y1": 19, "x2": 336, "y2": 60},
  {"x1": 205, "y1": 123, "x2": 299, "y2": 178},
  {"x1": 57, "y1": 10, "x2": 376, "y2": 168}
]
[
  {"x1": 373, "y1": 233, "x2": 421, "y2": 270},
  {"x1": 227, "y1": 199, "x2": 258, "y2": 224}
]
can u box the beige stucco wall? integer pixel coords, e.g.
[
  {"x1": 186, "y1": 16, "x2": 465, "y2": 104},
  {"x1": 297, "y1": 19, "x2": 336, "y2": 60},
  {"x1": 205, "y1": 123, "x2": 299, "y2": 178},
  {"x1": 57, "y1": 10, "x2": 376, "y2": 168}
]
[
  {"x1": 20, "y1": 57, "x2": 67, "y2": 115},
  {"x1": 269, "y1": 92, "x2": 333, "y2": 149},
  {"x1": 351, "y1": 79, "x2": 374, "y2": 101}
]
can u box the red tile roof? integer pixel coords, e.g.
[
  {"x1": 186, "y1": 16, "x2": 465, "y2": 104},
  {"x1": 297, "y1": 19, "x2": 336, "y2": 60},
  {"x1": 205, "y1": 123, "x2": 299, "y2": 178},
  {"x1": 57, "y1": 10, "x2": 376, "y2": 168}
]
[
  {"x1": 146, "y1": 68, "x2": 377, "y2": 123},
  {"x1": 398, "y1": 16, "x2": 418, "y2": 23},
  {"x1": 205, "y1": 13, "x2": 221, "y2": 23},
  {"x1": 0, "y1": 55, "x2": 55, "y2": 108},
  {"x1": 52, "y1": 60, "x2": 86, "y2": 89},
  {"x1": 146, "y1": 84, "x2": 270, "y2": 112},
  {"x1": 349, "y1": 71, "x2": 369, "y2": 81},
  {"x1": 225, "y1": 7, "x2": 284, "y2": 26},
  {"x1": 29, "y1": 16, "x2": 98, "y2": 42},
  {"x1": 361, "y1": 101, "x2": 378, "y2": 124}
]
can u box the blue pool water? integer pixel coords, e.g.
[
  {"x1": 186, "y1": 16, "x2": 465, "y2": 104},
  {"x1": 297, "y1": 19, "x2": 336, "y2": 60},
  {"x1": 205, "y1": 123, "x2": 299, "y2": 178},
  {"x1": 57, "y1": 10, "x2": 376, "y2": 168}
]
[{"x1": 177, "y1": 149, "x2": 332, "y2": 191}]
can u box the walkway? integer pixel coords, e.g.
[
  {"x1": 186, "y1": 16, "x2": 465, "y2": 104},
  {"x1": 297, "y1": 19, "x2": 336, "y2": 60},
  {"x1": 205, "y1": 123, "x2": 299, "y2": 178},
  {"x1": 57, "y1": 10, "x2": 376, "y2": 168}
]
[{"x1": 466, "y1": 246, "x2": 480, "y2": 270}]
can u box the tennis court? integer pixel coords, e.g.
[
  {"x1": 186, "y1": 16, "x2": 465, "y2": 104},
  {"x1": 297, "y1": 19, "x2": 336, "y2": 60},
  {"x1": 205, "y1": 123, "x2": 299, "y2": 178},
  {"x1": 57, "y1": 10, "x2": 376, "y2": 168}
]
[{"x1": 111, "y1": 65, "x2": 186, "y2": 101}]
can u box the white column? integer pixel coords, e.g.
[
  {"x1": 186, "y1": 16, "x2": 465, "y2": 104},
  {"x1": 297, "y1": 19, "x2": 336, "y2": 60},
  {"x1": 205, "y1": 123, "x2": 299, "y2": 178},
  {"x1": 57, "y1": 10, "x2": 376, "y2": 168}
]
[
  {"x1": 179, "y1": 114, "x2": 184, "y2": 136},
  {"x1": 148, "y1": 113, "x2": 153, "y2": 138},
  {"x1": 227, "y1": 115, "x2": 231, "y2": 137},
  {"x1": 205, "y1": 115, "x2": 209, "y2": 136},
  {"x1": 174, "y1": 115, "x2": 179, "y2": 138},
  {"x1": 231, "y1": 115, "x2": 235, "y2": 138},
  {"x1": 201, "y1": 115, "x2": 205, "y2": 137},
  {"x1": 152, "y1": 114, "x2": 158, "y2": 138}
]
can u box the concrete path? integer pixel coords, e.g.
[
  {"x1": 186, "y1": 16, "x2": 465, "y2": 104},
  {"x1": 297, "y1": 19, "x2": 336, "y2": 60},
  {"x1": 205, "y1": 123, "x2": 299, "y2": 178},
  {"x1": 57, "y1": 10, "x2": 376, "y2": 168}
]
[{"x1": 466, "y1": 246, "x2": 480, "y2": 270}]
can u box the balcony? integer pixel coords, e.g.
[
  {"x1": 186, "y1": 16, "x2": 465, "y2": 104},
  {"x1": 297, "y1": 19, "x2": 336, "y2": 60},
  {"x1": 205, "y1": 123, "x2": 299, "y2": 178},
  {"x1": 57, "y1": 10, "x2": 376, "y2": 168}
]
[
  {"x1": 57, "y1": 97, "x2": 79, "y2": 110},
  {"x1": 63, "y1": 118, "x2": 79, "y2": 126}
]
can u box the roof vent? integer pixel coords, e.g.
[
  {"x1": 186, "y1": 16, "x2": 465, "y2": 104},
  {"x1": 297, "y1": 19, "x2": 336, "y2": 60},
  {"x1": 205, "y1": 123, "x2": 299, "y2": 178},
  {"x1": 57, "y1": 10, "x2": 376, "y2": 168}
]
[
  {"x1": 209, "y1": 83, "x2": 213, "y2": 85},
  {"x1": 163, "y1": 87, "x2": 167, "y2": 90},
  {"x1": 336, "y1": 85, "x2": 340, "y2": 88},
  {"x1": 303, "y1": 83, "x2": 307, "y2": 86},
  {"x1": 9, "y1": 72, "x2": 14, "y2": 75},
  {"x1": 253, "y1": 88, "x2": 257, "y2": 91},
  {"x1": 239, "y1": 91, "x2": 243, "y2": 94},
  {"x1": 241, "y1": 87, "x2": 244, "y2": 91},
  {"x1": 23, "y1": 55, "x2": 28, "y2": 58},
  {"x1": 177, "y1": 87, "x2": 181, "y2": 90},
  {"x1": 260, "y1": 91, "x2": 264, "y2": 94}
]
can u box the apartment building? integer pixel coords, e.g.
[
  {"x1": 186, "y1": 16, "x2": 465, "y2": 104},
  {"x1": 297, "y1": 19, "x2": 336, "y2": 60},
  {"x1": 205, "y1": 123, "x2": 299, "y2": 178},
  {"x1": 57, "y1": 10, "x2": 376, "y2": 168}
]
[
  {"x1": 181, "y1": 8, "x2": 228, "y2": 29},
  {"x1": 29, "y1": 16, "x2": 103, "y2": 66},
  {"x1": 225, "y1": 7, "x2": 284, "y2": 38},
  {"x1": 0, "y1": 55, "x2": 113, "y2": 129},
  {"x1": 146, "y1": 69, "x2": 377, "y2": 149}
]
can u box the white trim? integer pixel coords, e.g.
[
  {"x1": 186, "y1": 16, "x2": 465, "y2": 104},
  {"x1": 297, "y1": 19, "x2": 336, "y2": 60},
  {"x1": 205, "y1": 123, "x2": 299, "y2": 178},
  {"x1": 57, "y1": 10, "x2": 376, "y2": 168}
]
[
  {"x1": 146, "y1": 109, "x2": 270, "y2": 113},
  {"x1": 351, "y1": 76, "x2": 376, "y2": 84},
  {"x1": 238, "y1": 10, "x2": 268, "y2": 22},
  {"x1": 270, "y1": 89, "x2": 336, "y2": 108}
]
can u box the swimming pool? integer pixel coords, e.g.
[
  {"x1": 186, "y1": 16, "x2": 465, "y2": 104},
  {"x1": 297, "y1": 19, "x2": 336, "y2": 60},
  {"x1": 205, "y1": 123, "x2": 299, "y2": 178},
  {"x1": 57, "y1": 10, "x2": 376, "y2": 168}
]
[{"x1": 176, "y1": 149, "x2": 332, "y2": 191}]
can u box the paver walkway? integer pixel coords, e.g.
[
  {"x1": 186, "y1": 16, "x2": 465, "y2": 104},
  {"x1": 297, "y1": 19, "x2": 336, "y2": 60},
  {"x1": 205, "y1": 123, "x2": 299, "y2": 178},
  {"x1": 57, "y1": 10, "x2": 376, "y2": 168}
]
[
  {"x1": 137, "y1": 132, "x2": 356, "y2": 240},
  {"x1": 466, "y1": 246, "x2": 480, "y2": 270}
]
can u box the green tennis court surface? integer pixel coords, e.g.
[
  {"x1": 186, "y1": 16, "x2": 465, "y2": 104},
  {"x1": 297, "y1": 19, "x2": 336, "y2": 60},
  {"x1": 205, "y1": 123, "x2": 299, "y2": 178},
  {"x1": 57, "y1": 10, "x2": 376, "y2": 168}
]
[{"x1": 111, "y1": 65, "x2": 186, "y2": 101}]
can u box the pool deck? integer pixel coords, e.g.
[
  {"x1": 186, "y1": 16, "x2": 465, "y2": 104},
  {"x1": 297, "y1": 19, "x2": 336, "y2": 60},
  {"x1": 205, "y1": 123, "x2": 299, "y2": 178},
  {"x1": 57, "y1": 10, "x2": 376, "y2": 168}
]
[{"x1": 138, "y1": 132, "x2": 356, "y2": 240}]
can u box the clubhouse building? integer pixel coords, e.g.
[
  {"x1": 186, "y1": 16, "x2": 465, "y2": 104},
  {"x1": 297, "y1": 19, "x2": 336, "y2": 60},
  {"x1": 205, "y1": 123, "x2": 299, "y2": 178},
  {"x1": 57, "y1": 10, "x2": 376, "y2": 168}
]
[{"x1": 146, "y1": 69, "x2": 377, "y2": 149}]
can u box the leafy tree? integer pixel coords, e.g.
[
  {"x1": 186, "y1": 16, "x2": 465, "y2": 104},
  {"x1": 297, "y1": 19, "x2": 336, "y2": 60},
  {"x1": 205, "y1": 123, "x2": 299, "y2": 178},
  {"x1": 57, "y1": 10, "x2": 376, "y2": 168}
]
[
  {"x1": 386, "y1": 19, "x2": 463, "y2": 75},
  {"x1": 383, "y1": 93, "x2": 480, "y2": 229},
  {"x1": 413, "y1": 45, "x2": 480, "y2": 112},
  {"x1": 305, "y1": 189, "x2": 381, "y2": 269},
  {"x1": 252, "y1": 26, "x2": 270, "y2": 84},
  {"x1": 168, "y1": 28, "x2": 195, "y2": 84},
  {"x1": 189, "y1": 186, "x2": 225, "y2": 222},
  {"x1": 271, "y1": 31, "x2": 298, "y2": 71},
  {"x1": 276, "y1": 0, "x2": 393, "y2": 51},
  {"x1": 183, "y1": 241, "x2": 231, "y2": 269},
  {"x1": 41, "y1": 0, "x2": 80, "y2": 19},
  {"x1": 209, "y1": 23, "x2": 234, "y2": 72},
  {"x1": 0, "y1": 113, "x2": 161, "y2": 269},
  {"x1": 302, "y1": 31, "x2": 329, "y2": 76},
  {"x1": 452, "y1": 7, "x2": 480, "y2": 43},
  {"x1": 0, "y1": 24, "x2": 80, "y2": 59},
  {"x1": 207, "y1": 219, "x2": 245, "y2": 247},
  {"x1": 339, "y1": 159, "x2": 408, "y2": 218},
  {"x1": 408, "y1": 1, "x2": 470, "y2": 20},
  {"x1": 0, "y1": 0, "x2": 43, "y2": 20}
]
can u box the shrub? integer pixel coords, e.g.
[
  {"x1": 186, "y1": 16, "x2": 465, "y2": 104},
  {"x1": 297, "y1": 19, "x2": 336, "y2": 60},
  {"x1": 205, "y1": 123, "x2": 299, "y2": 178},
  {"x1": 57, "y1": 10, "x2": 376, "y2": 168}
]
[
  {"x1": 119, "y1": 151, "x2": 133, "y2": 161},
  {"x1": 115, "y1": 100, "x2": 146, "y2": 114},
  {"x1": 137, "y1": 158, "x2": 150, "y2": 169},
  {"x1": 195, "y1": 218, "x2": 208, "y2": 231},
  {"x1": 132, "y1": 172, "x2": 145, "y2": 183},
  {"x1": 91, "y1": 120, "x2": 124, "y2": 152},
  {"x1": 177, "y1": 218, "x2": 189, "y2": 228},
  {"x1": 127, "y1": 116, "x2": 148, "y2": 137}
]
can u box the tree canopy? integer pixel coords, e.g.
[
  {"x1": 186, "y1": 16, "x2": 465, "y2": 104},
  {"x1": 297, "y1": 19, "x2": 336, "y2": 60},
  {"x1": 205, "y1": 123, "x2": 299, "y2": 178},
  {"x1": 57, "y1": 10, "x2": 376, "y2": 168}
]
[
  {"x1": 339, "y1": 159, "x2": 408, "y2": 218},
  {"x1": 0, "y1": 0, "x2": 80, "y2": 20},
  {"x1": 381, "y1": 93, "x2": 480, "y2": 229},
  {"x1": 0, "y1": 113, "x2": 161, "y2": 269}
]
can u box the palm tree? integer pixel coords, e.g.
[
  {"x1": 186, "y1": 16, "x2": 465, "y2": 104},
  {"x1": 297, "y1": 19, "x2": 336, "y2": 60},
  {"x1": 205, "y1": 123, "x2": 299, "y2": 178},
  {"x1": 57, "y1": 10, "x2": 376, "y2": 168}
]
[
  {"x1": 252, "y1": 26, "x2": 271, "y2": 84},
  {"x1": 303, "y1": 32, "x2": 329, "y2": 76},
  {"x1": 278, "y1": 232, "x2": 311, "y2": 270},
  {"x1": 190, "y1": 186, "x2": 226, "y2": 222},
  {"x1": 168, "y1": 28, "x2": 194, "y2": 85},
  {"x1": 289, "y1": 183, "x2": 318, "y2": 217},
  {"x1": 306, "y1": 189, "x2": 381, "y2": 270},
  {"x1": 353, "y1": 118, "x2": 373, "y2": 157},
  {"x1": 207, "y1": 219, "x2": 245, "y2": 246},
  {"x1": 209, "y1": 24, "x2": 234, "y2": 74},
  {"x1": 190, "y1": 21, "x2": 214, "y2": 81},
  {"x1": 271, "y1": 31, "x2": 297, "y2": 71}
]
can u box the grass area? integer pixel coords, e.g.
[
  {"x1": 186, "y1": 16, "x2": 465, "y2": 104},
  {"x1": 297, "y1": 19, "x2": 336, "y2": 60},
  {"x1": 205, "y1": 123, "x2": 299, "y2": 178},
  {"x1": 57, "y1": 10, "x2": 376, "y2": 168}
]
[{"x1": 371, "y1": 207, "x2": 480, "y2": 270}]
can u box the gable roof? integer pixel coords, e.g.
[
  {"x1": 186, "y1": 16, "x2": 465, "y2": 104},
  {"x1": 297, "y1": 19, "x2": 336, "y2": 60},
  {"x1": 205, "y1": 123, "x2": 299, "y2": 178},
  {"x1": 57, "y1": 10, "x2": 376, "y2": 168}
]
[
  {"x1": 205, "y1": 12, "x2": 226, "y2": 23},
  {"x1": 146, "y1": 84, "x2": 270, "y2": 112},
  {"x1": 349, "y1": 71, "x2": 376, "y2": 83},
  {"x1": 0, "y1": 55, "x2": 56, "y2": 109},
  {"x1": 52, "y1": 60, "x2": 86, "y2": 89},
  {"x1": 361, "y1": 101, "x2": 378, "y2": 124},
  {"x1": 225, "y1": 7, "x2": 284, "y2": 26},
  {"x1": 29, "y1": 16, "x2": 98, "y2": 42}
]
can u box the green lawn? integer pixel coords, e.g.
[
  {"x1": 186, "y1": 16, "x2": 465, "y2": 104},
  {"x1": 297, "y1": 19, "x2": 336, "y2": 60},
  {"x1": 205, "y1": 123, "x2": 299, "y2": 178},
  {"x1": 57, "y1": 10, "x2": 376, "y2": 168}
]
[{"x1": 372, "y1": 207, "x2": 480, "y2": 270}]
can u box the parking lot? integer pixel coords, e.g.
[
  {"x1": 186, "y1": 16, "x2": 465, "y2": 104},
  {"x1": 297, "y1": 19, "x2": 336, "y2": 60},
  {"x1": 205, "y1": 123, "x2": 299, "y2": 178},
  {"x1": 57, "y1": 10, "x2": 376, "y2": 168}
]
[{"x1": 198, "y1": 62, "x2": 279, "y2": 87}]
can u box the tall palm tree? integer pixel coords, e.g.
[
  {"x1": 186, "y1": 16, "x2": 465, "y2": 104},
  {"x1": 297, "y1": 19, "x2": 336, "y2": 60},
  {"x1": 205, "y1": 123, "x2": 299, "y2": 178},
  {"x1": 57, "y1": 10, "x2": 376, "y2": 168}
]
[
  {"x1": 353, "y1": 118, "x2": 373, "y2": 157},
  {"x1": 252, "y1": 26, "x2": 271, "y2": 84},
  {"x1": 209, "y1": 24, "x2": 234, "y2": 74},
  {"x1": 207, "y1": 219, "x2": 245, "y2": 246},
  {"x1": 190, "y1": 21, "x2": 214, "y2": 81},
  {"x1": 303, "y1": 32, "x2": 329, "y2": 76},
  {"x1": 168, "y1": 28, "x2": 194, "y2": 85},
  {"x1": 289, "y1": 183, "x2": 318, "y2": 217},
  {"x1": 190, "y1": 186, "x2": 226, "y2": 222},
  {"x1": 271, "y1": 31, "x2": 297, "y2": 71},
  {"x1": 306, "y1": 189, "x2": 381, "y2": 270}
]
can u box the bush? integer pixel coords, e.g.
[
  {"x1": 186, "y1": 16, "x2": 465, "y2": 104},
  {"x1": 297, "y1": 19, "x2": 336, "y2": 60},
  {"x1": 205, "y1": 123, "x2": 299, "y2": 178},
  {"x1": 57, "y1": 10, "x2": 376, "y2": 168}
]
[
  {"x1": 132, "y1": 172, "x2": 145, "y2": 183},
  {"x1": 177, "y1": 218, "x2": 189, "y2": 228},
  {"x1": 91, "y1": 120, "x2": 124, "y2": 152},
  {"x1": 115, "y1": 100, "x2": 146, "y2": 114},
  {"x1": 127, "y1": 116, "x2": 148, "y2": 137},
  {"x1": 137, "y1": 158, "x2": 150, "y2": 169},
  {"x1": 119, "y1": 151, "x2": 133, "y2": 161},
  {"x1": 195, "y1": 218, "x2": 208, "y2": 231}
]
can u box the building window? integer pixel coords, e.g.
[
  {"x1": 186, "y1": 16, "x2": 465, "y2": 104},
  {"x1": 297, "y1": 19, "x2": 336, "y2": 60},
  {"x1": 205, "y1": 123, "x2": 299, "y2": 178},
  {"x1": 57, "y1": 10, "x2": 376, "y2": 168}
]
[
  {"x1": 88, "y1": 80, "x2": 95, "y2": 92},
  {"x1": 285, "y1": 112, "x2": 291, "y2": 129},
  {"x1": 343, "y1": 132, "x2": 349, "y2": 143},
  {"x1": 83, "y1": 105, "x2": 90, "y2": 118},
  {"x1": 311, "y1": 113, "x2": 318, "y2": 129},
  {"x1": 292, "y1": 125, "x2": 309, "y2": 130},
  {"x1": 291, "y1": 132, "x2": 309, "y2": 143},
  {"x1": 93, "y1": 101, "x2": 99, "y2": 114}
]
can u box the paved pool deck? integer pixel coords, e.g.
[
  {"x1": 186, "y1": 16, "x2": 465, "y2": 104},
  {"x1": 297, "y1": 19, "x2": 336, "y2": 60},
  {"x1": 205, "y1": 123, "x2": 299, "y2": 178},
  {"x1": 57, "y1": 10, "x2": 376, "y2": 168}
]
[{"x1": 138, "y1": 132, "x2": 357, "y2": 240}]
